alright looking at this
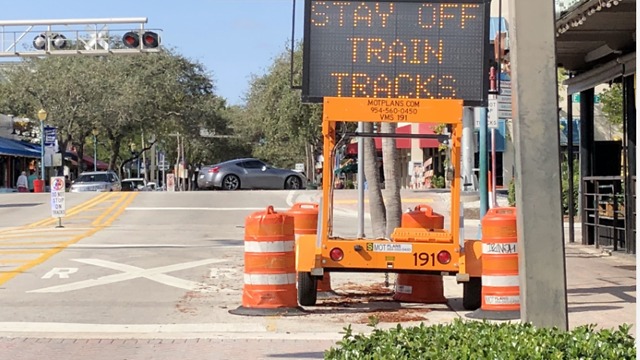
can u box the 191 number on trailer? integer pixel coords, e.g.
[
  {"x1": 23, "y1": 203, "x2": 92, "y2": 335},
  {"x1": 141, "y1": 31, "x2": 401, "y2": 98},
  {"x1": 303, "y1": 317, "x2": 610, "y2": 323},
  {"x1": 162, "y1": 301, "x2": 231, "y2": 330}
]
[{"x1": 413, "y1": 252, "x2": 435, "y2": 267}]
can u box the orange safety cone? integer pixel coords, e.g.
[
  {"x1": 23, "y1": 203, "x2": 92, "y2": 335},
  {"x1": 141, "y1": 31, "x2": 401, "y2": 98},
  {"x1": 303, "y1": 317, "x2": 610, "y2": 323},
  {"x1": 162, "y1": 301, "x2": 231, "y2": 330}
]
[
  {"x1": 393, "y1": 205, "x2": 447, "y2": 304},
  {"x1": 229, "y1": 206, "x2": 304, "y2": 316},
  {"x1": 467, "y1": 207, "x2": 520, "y2": 320},
  {"x1": 286, "y1": 203, "x2": 337, "y2": 298}
]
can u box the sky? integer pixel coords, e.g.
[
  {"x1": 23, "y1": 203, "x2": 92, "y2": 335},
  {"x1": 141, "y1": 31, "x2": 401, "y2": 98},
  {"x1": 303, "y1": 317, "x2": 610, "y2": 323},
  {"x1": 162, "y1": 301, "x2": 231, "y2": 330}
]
[{"x1": 0, "y1": 0, "x2": 305, "y2": 106}]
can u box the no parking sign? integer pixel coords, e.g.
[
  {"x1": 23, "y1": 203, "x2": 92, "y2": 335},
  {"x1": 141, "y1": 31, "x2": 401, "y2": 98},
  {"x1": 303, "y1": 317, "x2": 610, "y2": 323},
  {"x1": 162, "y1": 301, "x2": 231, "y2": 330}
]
[{"x1": 50, "y1": 176, "x2": 66, "y2": 218}]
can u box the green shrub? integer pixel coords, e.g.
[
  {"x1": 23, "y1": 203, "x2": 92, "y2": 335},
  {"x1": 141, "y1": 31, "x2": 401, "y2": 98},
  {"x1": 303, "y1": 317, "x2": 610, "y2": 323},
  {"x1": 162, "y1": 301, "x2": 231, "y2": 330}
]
[
  {"x1": 324, "y1": 319, "x2": 635, "y2": 360},
  {"x1": 431, "y1": 175, "x2": 445, "y2": 189}
]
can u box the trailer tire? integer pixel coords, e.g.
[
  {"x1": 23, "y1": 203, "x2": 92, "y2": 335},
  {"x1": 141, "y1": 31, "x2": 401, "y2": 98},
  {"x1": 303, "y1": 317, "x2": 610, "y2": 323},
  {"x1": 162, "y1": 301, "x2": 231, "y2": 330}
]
[
  {"x1": 463, "y1": 277, "x2": 482, "y2": 310},
  {"x1": 297, "y1": 272, "x2": 317, "y2": 306}
]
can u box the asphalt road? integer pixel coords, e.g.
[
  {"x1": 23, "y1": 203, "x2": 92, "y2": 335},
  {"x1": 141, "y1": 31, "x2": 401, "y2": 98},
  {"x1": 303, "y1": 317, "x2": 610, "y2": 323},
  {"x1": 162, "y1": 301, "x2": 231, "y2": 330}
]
[
  {"x1": 0, "y1": 190, "x2": 633, "y2": 359},
  {"x1": 0, "y1": 190, "x2": 460, "y2": 360}
]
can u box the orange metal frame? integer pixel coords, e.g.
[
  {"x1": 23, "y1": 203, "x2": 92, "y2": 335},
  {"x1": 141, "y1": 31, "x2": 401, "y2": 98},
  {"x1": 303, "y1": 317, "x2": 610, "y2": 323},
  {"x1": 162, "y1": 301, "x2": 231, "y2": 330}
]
[{"x1": 312, "y1": 97, "x2": 466, "y2": 274}]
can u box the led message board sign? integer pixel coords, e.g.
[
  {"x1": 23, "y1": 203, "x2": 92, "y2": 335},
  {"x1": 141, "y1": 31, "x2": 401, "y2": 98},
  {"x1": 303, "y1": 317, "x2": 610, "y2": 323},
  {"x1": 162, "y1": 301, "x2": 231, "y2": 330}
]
[{"x1": 302, "y1": 0, "x2": 490, "y2": 106}]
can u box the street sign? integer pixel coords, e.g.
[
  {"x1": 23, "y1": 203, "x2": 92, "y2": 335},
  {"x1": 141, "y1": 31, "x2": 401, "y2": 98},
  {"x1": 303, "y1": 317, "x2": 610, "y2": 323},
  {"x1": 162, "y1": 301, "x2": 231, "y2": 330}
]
[
  {"x1": 158, "y1": 161, "x2": 170, "y2": 171},
  {"x1": 488, "y1": 98, "x2": 499, "y2": 128},
  {"x1": 50, "y1": 176, "x2": 66, "y2": 218},
  {"x1": 166, "y1": 173, "x2": 175, "y2": 192}
]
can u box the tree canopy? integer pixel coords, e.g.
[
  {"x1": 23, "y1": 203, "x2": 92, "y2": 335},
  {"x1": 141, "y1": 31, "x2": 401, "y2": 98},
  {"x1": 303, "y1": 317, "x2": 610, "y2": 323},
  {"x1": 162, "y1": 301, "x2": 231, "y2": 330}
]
[{"x1": 0, "y1": 50, "x2": 237, "y2": 175}]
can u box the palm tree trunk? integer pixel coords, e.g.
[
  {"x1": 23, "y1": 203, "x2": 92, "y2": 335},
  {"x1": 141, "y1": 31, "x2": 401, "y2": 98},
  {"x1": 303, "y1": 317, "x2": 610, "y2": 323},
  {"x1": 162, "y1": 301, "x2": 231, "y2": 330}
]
[
  {"x1": 381, "y1": 122, "x2": 402, "y2": 237},
  {"x1": 363, "y1": 122, "x2": 386, "y2": 238}
]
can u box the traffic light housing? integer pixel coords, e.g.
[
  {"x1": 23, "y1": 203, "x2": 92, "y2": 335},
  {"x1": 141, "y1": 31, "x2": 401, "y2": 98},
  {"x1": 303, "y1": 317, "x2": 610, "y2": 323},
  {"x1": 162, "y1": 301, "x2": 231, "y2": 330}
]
[
  {"x1": 122, "y1": 31, "x2": 160, "y2": 49},
  {"x1": 33, "y1": 33, "x2": 68, "y2": 50}
]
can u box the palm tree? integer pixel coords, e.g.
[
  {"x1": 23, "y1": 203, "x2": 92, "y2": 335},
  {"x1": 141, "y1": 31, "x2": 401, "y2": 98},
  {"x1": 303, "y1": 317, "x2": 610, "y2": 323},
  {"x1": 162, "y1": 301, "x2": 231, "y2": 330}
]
[
  {"x1": 363, "y1": 122, "x2": 386, "y2": 238},
  {"x1": 380, "y1": 122, "x2": 402, "y2": 237}
]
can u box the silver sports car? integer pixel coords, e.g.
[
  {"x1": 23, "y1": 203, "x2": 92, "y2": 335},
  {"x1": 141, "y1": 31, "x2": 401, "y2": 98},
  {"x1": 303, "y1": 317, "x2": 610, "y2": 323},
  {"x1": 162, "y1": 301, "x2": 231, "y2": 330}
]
[{"x1": 197, "y1": 158, "x2": 306, "y2": 190}]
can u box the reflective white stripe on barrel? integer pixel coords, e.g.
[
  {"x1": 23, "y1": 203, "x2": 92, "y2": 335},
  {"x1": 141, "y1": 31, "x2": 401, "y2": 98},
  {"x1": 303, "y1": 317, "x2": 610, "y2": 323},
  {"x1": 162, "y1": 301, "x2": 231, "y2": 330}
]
[
  {"x1": 244, "y1": 240, "x2": 295, "y2": 253},
  {"x1": 482, "y1": 243, "x2": 517, "y2": 255},
  {"x1": 484, "y1": 295, "x2": 520, "y2": 305},
  {"x1": 482, "y1": 275, "x2": 520, "y2": 287},
  {"x1": 244, "y1": 273, "x2": 296, "y2": 285}
]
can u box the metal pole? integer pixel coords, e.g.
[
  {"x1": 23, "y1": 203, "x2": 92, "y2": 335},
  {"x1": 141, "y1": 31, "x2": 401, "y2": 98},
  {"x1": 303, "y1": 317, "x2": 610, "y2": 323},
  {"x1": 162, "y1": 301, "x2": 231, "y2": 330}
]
[
  {"x1": 491, "y1": 127, "x2": 497, "y2": 207},
  {"x1": 477, "y1": 107, "x2": 489, "y2": 218},
  {"x1": 141, "y1": 131, "x2": 147, "y2": 182},
  {"x1": 567, "y1": 82, "x2": 575, "y2": 243},
  {"x1": 357, "y1": 121, "x2": 365, "y2": 238},
  {"x1": 40, "y1": 120, "x2": 45, "y2": 183},
  {"x1": 507, "y1": 0, "x2": 568, "y2": 329},
  {"x1": 462, "y1": 107, "x2": 475, "y2": 191},
  {"x1": 93, "y1": 134, "x2": 97, "y2": 172}
]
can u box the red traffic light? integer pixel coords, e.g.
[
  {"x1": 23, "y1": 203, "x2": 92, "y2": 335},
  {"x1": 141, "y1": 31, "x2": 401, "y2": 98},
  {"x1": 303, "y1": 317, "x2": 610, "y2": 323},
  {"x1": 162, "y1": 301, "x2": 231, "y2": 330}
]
[
  {"x1": 122, "y1": 31, "x2": 159, "y2": 49},
  {"x1": 122, "y1": 32, "x2": 140, "y2": 48},
  {"x1": 142, "y1": 31, "x2": 159, "y2": 48}
]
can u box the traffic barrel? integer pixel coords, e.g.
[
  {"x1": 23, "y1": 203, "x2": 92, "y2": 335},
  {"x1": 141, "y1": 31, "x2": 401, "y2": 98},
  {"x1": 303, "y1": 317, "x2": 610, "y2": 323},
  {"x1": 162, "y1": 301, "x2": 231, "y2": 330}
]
[
  {"x1": 468, "y1": 207, "x2": 520, "y2": 320},
  {"x1": 393, "y1": 204, "x2": 447, "y2": 304},
  {"x1": 33, "y1": 179, "x2": 44, "y2": 193},
  {"x1": 286, "y1": 203, "x2": 335, "y2": 296},
  {"x1": 229, "y1": 206, "x2": 304, "y2": 316}
]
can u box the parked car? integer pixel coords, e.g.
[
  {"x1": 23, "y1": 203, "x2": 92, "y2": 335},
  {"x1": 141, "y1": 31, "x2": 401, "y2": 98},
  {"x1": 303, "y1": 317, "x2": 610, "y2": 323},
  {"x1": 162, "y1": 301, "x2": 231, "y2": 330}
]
[
  {"x1": 70, "y1": 171, "x2": 122, "y2": 192},
  {"x1": 197, "y1": 158, "x2": 306, "y2": 190},
  {"x1": 121, "y1": 178, "x2": 146, "y2": 192}
]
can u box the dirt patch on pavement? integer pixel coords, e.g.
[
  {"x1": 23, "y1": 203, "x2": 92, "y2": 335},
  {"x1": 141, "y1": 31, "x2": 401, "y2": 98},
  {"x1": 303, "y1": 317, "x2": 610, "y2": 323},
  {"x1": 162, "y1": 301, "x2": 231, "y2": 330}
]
[
  {"x1": 354, "y1": 308, "x2": 429, "y2": 324},
  {"x1": 310, "y1": 281, "x2": 433, "y2": 323}
]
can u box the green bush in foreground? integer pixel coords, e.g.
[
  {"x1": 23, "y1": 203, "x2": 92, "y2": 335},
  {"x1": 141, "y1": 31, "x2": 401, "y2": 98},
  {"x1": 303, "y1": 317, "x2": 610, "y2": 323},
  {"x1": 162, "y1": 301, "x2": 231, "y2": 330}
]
[{"x1": 324, "y1": 319, "x2": 635, "y2": 360}]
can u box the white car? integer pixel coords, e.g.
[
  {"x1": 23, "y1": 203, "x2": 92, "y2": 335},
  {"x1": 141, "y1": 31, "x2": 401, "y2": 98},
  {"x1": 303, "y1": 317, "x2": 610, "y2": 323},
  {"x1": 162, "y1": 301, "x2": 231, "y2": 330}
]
[
  {"x1": 121, "y1": 178, "x2": 147, "y2": 192},
  {"x1": 70, "y1": 171, "x2": 122, "y2": 192}
]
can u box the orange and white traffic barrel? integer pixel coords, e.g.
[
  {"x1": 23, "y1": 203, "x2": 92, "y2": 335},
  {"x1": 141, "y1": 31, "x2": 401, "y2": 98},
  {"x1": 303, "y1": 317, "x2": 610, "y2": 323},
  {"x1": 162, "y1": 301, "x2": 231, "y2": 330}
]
[
  {"x1": 229, "y1": 206, "x2": 304, "y2": 316},
  {"x1": 286, "y1": 203, "x2": 335, "y2": 296},
  {"x1": 393, "y1": 204, "x2": 447, "y2": 304},
  {"x1": 468, "y1": 207, "x2": 520, "y2": 320}
]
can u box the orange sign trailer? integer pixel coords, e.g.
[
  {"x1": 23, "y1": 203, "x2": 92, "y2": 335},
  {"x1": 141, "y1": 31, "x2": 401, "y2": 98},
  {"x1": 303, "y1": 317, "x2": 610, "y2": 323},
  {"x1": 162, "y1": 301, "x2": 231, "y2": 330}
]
[{"x1": 295, "y1": 97, "x2": 482, "y2": 307}]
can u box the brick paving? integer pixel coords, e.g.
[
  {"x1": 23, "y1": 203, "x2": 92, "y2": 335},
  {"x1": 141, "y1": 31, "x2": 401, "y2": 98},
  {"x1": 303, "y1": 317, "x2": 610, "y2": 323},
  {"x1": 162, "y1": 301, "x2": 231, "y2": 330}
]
[{"x1": 0, "y1": 338, "x2": 338, "y2": 360}]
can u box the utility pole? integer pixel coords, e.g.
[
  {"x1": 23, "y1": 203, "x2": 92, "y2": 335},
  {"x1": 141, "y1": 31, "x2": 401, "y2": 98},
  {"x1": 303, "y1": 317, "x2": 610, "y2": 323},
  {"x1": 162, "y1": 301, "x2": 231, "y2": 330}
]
[
  {"x1": 477, "y1": 107, "x2": 489, "y2": 218},
  {"x1": 507, "y1": 0, "x2": 568, "y2": 329},
  {"x1": 461, "y1": 107, "x2": 475, "y2": 191}
]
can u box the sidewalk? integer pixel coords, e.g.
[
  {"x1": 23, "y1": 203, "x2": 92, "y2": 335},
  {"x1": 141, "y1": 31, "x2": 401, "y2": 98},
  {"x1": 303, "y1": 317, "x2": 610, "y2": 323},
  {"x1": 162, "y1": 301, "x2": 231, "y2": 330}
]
[{"x1": 308, "y1": 188, "x2": 636, "y2": 331}]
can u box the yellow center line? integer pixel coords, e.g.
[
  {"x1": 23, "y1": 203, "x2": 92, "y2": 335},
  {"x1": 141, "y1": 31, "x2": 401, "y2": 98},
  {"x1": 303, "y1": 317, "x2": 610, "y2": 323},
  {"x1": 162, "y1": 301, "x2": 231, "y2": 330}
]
[
  {"x1": 0, "y1": 234, "x2": 77, "y2": 241},
  {"x1": 0, "y1": 192, "x2": 138, "y2": 286},
  {"x1": 0, "y1": 240, "x2": 79, "y2": 246},
  {"x1": 91, "y1": 193, "x2": 132, "y2": 227},
  {"x1": 0, "y1": 249, "x2": 48, "y2": 254},
  {"x1": 0, "y1": 259, "x2": 32, "y2": 264},
  {"x1": 25, "y1": 192, "x2": 113, "y2": 229}
]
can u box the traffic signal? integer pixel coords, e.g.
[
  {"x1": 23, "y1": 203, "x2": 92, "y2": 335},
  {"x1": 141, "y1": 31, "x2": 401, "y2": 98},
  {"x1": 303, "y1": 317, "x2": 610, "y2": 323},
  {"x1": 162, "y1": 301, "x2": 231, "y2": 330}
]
[
  {"x1": 33, "y1": 34, "x2": 46, "y2": 50},
  {"x1": 33, "y1": 33, "x2": 68, "y2": 50},
  {"x1": 51, "y1": 34, "x2": 68, "y2": 49},
  {"x1": 122, "y1": 31, "x2": 160, "y2": 49},
  {"x1": 122, "y1": 32, "x2": 140, "y2": 48}
]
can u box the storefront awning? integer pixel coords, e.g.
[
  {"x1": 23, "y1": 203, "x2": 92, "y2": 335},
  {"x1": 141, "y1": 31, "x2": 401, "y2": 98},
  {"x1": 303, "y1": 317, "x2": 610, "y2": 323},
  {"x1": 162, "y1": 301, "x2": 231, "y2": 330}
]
[
  {"x1": 0, "y1": 137, "x2": 41, "y2": 158},
  {"x1": 345, "y1": 123, "x2": 441, "y2": 155}
]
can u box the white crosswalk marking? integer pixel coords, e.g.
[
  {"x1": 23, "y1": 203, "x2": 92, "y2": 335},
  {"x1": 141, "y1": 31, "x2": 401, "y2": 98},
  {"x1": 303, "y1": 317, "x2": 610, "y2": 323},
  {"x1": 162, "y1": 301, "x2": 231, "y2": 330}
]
[{"x1": 28, "y1": 258, "x2": 227, "y2": 293}]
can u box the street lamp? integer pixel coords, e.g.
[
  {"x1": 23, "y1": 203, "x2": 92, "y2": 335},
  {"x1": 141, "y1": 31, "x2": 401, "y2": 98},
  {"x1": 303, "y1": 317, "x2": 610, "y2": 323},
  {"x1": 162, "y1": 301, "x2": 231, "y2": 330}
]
[
  {"x1": 37, "y1": 109, "x2": 47, "y2": 181},
  {"x1": 92, "y1": 129, "x2": 99, "y2": 171}
]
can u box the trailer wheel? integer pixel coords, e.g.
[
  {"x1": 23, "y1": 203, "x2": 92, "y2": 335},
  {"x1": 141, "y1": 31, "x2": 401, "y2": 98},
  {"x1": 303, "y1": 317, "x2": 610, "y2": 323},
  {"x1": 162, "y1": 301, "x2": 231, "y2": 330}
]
[
  {"x1": 297, "y1": 272, "x2": 317, "y2": 306},
  {"x1": 463, "y1": 277, "x2": 482, "y2": 310}
]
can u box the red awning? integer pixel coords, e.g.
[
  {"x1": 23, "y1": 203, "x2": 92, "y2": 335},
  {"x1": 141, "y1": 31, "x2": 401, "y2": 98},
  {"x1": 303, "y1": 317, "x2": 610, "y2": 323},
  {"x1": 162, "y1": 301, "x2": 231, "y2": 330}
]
[
  {"x1": 346, "y1": 123, "x2": 440, "y2": 155},
  {"x1": 66, "y1": 150, "x2": 110, "y2": 171}
]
